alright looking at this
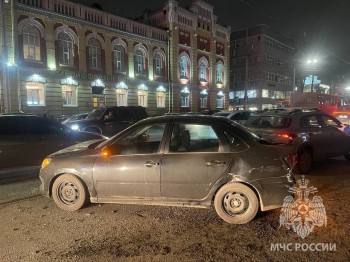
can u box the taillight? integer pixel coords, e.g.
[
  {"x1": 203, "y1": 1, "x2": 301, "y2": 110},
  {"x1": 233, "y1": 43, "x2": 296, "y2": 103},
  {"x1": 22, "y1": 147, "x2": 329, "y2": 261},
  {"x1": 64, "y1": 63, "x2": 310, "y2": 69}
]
[{"x1": 274, "y1": 133, "x2": 296, "y2": 140}]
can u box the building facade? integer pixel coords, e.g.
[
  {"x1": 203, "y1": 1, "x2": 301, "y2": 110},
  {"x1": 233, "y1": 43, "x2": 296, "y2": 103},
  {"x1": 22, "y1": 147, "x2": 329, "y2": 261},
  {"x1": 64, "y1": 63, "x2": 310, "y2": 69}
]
[
  {"x1": 0, "y1": 0, "x2": 231, "y2": 117},
  {"x1": 230, "y1": 25, "x2": 295, "y2": 110}
]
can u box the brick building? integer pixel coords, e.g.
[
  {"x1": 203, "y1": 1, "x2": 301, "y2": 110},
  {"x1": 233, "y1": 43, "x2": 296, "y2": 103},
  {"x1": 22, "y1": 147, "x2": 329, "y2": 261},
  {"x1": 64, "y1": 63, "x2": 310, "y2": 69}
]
[{"x1": 0, "y1": 0, "x2": 230, "y2": 117}]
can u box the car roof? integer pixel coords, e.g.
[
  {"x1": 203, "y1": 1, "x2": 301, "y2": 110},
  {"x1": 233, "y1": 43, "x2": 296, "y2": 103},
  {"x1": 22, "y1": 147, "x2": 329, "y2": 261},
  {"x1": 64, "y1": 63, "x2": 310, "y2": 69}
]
[{"x1": 138, "y1": 115, "x2": 232, "y2": 125}]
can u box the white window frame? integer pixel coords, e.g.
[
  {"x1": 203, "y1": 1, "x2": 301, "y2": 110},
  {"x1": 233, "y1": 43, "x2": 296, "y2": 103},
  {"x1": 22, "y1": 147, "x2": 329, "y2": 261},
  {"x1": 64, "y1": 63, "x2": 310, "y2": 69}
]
[
  {"x1": 116, "y1": 88, "x2": 128, "y2": 106},
  {"x1": 156, "y1": 91, "x2": 165, "y2": 108},
  {"x1": 26, "y1": 82, "x2": 45, "y2": 106},
  {"x1": 23, "y1": 26, "x2": 41, "y2": 61},
  {"x1": 179, "y1": 56, "x2": 188, "y2": 78},
  {"x1": 88, "y1": 39, "x2": 101, "y2": 69},
  {"x1": 113, "y1": 46, "x2": 124, "y2": 72},
  {"x1": 138, "y1": 90, "x2": 148, "y2": 107},
  {"x1": 62, "y1": 85, "x2": 77, "y2": 106},
  {"x1": 135, "y1": 50, "x2": 144, "y2": 75},
  {"x1": 58, "y1": 33, "x2": 73, "y2": 66}
]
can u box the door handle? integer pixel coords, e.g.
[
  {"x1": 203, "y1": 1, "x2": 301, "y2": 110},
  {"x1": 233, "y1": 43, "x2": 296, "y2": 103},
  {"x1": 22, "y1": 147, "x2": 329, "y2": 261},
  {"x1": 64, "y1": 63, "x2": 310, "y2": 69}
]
[
  {"x1": 206, "y1": 160, "x2": 226, "y2": 166},
  {"x1": 145, "y1": 160, "x2": 159, "y2": 167},
  {"x1": 307, "y1": 132, "x2": 314, "y2": 136}
]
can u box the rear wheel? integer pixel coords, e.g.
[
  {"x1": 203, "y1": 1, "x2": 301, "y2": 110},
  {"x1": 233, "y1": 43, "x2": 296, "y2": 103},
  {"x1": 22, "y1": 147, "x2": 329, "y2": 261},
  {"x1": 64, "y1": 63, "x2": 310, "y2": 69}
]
[
  {"x1": 297, "y1": 149, "x2": 313, "y2": 174},
  {"x1": 52, "y1": 174, "x2": 89, "y2": 211},
  {"x1": 214, "y1": 182, "x2": 259, "y2": 224}
]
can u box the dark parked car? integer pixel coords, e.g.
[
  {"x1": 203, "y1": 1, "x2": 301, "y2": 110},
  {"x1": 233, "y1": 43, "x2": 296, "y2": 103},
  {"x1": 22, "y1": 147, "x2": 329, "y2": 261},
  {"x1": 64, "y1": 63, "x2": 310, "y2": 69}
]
[
  {"x1": 61, "y1": 113, "x2": 89, "y2": 124},
  {"x1": 243, "y1": 108, "x2": 350, "y2": 173},
  {"x1": 63, "y1": 106, "x2": 148, "y2": 137},
  {"x1": 0, "y1": 114, "x2": 106, "y2": 172},
  {"x1": 40, "y1": 115, "x2": 294, "y2": 224}
]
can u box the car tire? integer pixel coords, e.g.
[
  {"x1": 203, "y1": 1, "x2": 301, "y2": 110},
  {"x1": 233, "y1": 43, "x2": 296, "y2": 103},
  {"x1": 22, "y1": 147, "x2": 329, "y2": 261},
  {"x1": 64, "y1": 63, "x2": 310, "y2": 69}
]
[
  {"x1": 296, "y1": 149, "x2": 313, "y2": 174},
  {"x1": 52, "y1": 174, "x2": 89, "y2": 211},
  {"x1": 214, "y1": 182, "x2": 259, "y2": 224}
]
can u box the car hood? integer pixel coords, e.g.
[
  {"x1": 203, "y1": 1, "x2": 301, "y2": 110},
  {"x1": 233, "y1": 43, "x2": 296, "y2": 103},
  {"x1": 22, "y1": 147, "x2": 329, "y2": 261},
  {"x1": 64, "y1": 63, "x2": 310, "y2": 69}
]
[{"x1": 49, "y1": 139, "x2": 103, "y2": 157}]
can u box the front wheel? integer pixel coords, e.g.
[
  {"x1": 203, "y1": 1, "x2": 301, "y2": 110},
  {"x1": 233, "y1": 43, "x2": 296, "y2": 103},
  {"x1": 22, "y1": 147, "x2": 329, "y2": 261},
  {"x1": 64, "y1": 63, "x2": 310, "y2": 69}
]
[
  {"x1": 52, "y1": 174, "x2": 89, "y2": 211},
  {"x1": 214, "y1": 182, "x2": 259, "y2": 224}
]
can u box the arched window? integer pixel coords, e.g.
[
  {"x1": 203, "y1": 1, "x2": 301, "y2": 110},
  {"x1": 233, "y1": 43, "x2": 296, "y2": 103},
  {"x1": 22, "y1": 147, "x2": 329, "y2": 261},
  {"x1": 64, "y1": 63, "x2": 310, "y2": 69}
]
[
  {"x1": 181, "y1": 87, "x2": 190, "y2": 108},
  {"x1": 179, "y1": 56, "x2": 188, "y2": 79},
  {"x1": 198, "y1": 57, "x2": 209, "y2": 83},
  {"x1": 135, "y1": 49, "x2": 144, "y2": 75},
  {"x1": 154, "y1": 53, "x2": 162, "y2": 76},
  {"x1": 88, "y1": 39, "x2": 101, "y2": 69},
  {"x1": 23, "y1": 25, "x2": 41, "y2": 61},
  {"x1": 113, "y1": 45, "x2": 125, "y2": 72},
  {"x1": 216, "y1": 63, "x2": 224, "y2": 83},
  {"x1": 58, "y1": 32, "x2": 73, "y2": 66}
]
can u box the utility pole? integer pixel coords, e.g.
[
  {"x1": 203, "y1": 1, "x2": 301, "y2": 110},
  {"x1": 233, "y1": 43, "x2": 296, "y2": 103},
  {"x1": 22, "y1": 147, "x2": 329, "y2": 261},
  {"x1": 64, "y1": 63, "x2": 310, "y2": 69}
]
[
  {"x1": 244, "y1": 56, "x2": 248, "y2": 109},
  {"x1": 1, "y1": 0, "x2": 9, "y2": 113}
]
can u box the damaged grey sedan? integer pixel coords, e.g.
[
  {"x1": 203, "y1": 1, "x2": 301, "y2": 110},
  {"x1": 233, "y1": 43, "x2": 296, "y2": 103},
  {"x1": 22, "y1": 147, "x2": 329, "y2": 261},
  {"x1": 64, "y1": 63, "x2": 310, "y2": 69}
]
[{"x1": 40, "y1": 115, "x2": 295, "y2": 224}]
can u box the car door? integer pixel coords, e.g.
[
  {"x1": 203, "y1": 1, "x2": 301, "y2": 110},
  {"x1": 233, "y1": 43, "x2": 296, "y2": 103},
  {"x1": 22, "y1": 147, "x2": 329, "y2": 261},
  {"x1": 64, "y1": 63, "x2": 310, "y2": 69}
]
[
  {"x1": 160, "y1": 122, "x2": 231, "y2": 200},
  {"x1": 92, "y1": 122, "x2": 166, "y2": 198},
  {"x1": 318, "y1": 114, "x2": 350, "y2": 157},
  {"x1": 298, "y1": 114, "x2": 327, "y2": 159}
]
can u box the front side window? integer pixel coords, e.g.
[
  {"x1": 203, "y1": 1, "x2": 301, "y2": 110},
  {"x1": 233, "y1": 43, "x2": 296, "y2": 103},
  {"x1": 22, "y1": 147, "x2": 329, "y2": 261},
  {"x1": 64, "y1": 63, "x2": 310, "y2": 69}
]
[
  {"x1": 110, "y1": 123, "x2": 166, "y2": 155},
  {"x1": 117, "y1": 88, "x2": 127, "y2": 106},
  {"x1": 58, "y1": 32, "x2": 73, "y2": 66},
  {"x1": 62, "y1": 85, "x2": 77, "y2": 106},
  {"x1": 26, "y1": 82, "x2": 45, "y2": 106},
  {"x1": 138, "y1": 90, "x2": 148, "y2": 107},
  {"x1": 135, "y1": 50, "x2": 144, "y2": 75},
  {"x1": 23, "y1": 25, "x2": 41, "y2": 61},
  {"x1": 156, "y1": 92, "x2": 165, "y2": 108},
  {"x1": 88, "y1": 39, "x2": 101, "y2": 69},
  {"x1": 320, "y1": 115, "x2": 340, "y2": 127},
  {"x1": 113, "y1": 46, "x2": 124, "y2": 72}
]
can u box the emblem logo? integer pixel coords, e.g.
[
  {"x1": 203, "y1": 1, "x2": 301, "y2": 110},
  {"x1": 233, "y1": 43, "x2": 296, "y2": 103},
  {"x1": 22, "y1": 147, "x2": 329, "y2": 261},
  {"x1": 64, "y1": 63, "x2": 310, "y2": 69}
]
[{"x1": 280, "y1": 176, "x2": 327, "y2": 239}]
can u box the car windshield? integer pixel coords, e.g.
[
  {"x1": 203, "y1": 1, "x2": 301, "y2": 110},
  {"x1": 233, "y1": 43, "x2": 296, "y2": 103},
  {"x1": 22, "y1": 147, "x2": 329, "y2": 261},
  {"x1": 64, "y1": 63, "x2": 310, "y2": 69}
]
[
  {"x1": 244, "y1": 115, "x2": 291, "y2": 128},
  {"x1": 86, "y1": 109, "x2": 106, "y2": 120}
]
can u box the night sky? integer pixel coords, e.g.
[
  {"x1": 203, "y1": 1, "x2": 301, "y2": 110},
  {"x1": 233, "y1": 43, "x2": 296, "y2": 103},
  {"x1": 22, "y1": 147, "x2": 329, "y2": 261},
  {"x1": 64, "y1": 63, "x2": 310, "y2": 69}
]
[{"x1": 71, "y1": 0, "x2": 350, "y2": 83}]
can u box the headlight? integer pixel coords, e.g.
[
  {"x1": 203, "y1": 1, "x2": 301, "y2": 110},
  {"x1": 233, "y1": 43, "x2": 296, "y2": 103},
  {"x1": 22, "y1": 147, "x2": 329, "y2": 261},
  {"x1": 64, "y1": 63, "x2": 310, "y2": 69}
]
[
  {"x1": 71, "y1": 124, "x2": 80, "y2": 130},
  {"x1": 41, "y1": 157, "x2": 52, "y2": 169}
]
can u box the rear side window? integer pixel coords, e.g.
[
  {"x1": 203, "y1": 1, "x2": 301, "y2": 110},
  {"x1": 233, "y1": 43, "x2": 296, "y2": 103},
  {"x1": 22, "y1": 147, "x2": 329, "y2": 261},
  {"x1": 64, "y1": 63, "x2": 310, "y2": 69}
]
[
  {"x1": 245, "y1": 116, "x2": 291, "y2": 128},
  {"x1": 231, "y1": 112, "x2": 251, "y2": 121},
  {"x1": 300, "y1": 116, "x2": 320, "y2": 128}
]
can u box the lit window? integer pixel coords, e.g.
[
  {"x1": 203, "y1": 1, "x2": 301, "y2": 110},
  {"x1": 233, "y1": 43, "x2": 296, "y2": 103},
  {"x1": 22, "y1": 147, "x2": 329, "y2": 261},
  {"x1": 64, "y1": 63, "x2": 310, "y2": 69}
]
[
  {"x1": 26, "y1": 82, "x2": 45, "y2": 106},
  {"x1": 62, "y1": 85, "x2": 77, "y2": 106},
  {"x1": 88, "y1": 39, "x2": 101, "y2": 69},
  {"x1": 200, "y1": 90, "x2": 208, "y2": 108},
  {"x1": 181, "y1": 88, "x2": 190, "y2": 108},
  {"x1": 216, "y1": 64, "x2": 223, "y2": 83},
  {"x1": 117, "y1": 88, "x2": 128, "y2": 106},
  {"x1": 23, "y1": 25, "x2": 41, "y2": 61},
  {"x1": 217, "y1": 91, "x2": 224, "y2": 108},
  {"x1": 58, "y1": 32, "x2": 73, "y2": 66},
  {"x1": 138, "y1": 90, "x2": 148, "y2": 107},
  {"x1": 135, "y1": 50, "x2": 144, "y2": 75},
  {"x1": 154, "y1": 53, "x2": 162, "y2": 76},
  {"x1": 156, "y1": 92, "x2": 165, "y2": 108},
  {"x1": 113, "y1": 46, "x2": 124, "y2": 72},
  {"x1": 179, "y1": 56, "x2": 188, "y2": 78}
]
